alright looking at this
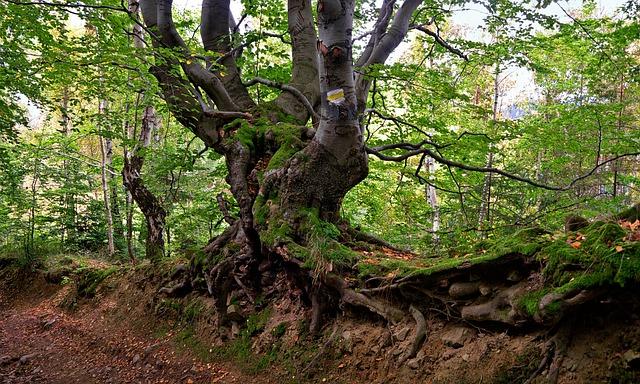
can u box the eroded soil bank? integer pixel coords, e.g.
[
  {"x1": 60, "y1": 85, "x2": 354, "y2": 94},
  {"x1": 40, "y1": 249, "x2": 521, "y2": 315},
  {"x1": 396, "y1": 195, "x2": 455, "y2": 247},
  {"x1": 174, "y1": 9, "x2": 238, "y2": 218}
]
[{"x1": 1, "y1": 256, "x2": 639, "y2": 384}]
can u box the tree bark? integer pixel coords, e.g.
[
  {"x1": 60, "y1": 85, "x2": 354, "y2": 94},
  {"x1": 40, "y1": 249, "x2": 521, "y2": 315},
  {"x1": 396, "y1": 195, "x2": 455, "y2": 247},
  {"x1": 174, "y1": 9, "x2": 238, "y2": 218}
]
[{"x1": 122, "y1": 106, "x2": 166, "y2": 261}]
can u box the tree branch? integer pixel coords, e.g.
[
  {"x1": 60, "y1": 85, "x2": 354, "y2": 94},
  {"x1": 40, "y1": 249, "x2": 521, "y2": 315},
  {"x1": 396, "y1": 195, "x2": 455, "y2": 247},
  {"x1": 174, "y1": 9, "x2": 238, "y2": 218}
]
[
  {"x1": 412, "y1": 24, "x2": 468, "y2": 61},
  {"x1": 245, "y1": 77, "x2": 320, "y2": 121},
  {"x1": 275, "y1": 0, "x2": 320, "y2": 123},
  {"x1": 366, "y1": 143, "x2": 640, "y2": 191},
  {"x1": 3, "y1": 0, "x2": 127, "y2": 12},
  {"x1": 354, "y1": 0, "x2": 397, "y2": 67},
  {"x1": 201, "y1": 0, "x2": 255, "y2": 109},
  {"x1": 355, "y1": 0, "x2": 423, "y2": 114}
]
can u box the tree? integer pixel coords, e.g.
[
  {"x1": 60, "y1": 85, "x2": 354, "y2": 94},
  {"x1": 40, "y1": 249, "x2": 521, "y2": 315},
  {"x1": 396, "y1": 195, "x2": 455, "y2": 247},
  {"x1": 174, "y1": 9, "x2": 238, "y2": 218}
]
[{"x1": 135, "y1": 0, "x2": 436, "y2": 326}]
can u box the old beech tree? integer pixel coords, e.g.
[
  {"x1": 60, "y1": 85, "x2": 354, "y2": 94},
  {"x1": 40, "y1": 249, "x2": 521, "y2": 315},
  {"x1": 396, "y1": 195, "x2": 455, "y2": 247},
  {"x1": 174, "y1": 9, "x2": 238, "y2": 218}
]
[{"x1": 138, "y1": 0, "x2": 448, "y2": 329}]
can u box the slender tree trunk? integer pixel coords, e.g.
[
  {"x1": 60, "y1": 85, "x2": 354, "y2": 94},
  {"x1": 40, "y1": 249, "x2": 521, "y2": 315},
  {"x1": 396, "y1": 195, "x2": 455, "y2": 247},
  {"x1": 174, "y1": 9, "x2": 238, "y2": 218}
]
[
  {"x1": 99, "y1": 100, "x2": 116, "y2": 257},
  {"x1": 478, "y1": 64, "x2": 500, "y2": 232},
  {"x1": 424, "y1": 157, "x2": 439, "y2": 242},
  {"x1": 126, "y1": 190, "x2": 135, "y2": 262},
  {"x1": 27, "y1": 154, "x2": 39, "y2": 256},
  {"x1": 60, "y1": 87, "x2": 76, "y2": 246},
  {"x1": 613, "y1": 74, "x2": 625, "y2": 199},
  {"x1": 122, "y1": 0, "x2": 166, "y2": 262},
  {"x1": 106, "y1": 136, "x2": 125, "y2": 244}
]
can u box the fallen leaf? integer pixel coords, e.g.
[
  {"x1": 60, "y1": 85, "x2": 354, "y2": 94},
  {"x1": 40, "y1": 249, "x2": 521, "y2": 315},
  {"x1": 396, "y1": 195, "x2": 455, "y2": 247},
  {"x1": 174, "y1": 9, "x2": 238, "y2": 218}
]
[
  {"x1": 570, "y1": 241, "x2": 581, "y2": 249},
  {"x1": 615, "y1": 245, "x2": 624, "y2": 253}
]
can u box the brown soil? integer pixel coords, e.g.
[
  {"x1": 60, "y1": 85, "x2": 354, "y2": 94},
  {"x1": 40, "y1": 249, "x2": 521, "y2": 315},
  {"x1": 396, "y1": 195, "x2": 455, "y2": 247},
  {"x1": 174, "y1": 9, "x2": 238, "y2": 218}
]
[
  {"x1": 1, "y1": 263, "x2": 639, "y2": 384},
  {"x1": 0, "y1": 268, "x2": 260, "y2": 384}
]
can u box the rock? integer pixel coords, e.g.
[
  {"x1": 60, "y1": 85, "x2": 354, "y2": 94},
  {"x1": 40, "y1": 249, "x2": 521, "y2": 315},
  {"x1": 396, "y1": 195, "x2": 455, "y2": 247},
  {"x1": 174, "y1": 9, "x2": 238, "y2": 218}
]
[
  {"x1": 448, "y1": 282, "x2": 480, "y2": 298},
  {"x1": 394, "y1": 327, "x2": 410, "y2": 342},
  {"x1": 132, "y1": 354, "x2": 141, "y2": 365},
  {"x1": 380, "y1": 332, "x2": 392, "y2": 348},
  {"x1": 461, "y1": 353, "x2": 470, "y2": 362},
  {"x1": 441, "y1": 327, "x2": 475, "y2": 349},
  {"x1": 479, "y1": 284, "x2": 492, "y2": 296},
  {"x1": 42, "y1": 318, "x2": 57, "y2": 329},
  {"x1": 226, "y1": 304, "x2": 244, "y2": 322},
  {"x1": 19, "y1": 353, "x2": 36, "y2": 365},
  {"x1": 143, "y1": 343, "x2": 161, "y2": 358},
  {"x1": 231, "y1": 321, "x2": 241, "y2": 337},
  {"x1": 406, "y1": 358, "x2": 420, "y2": 369}
]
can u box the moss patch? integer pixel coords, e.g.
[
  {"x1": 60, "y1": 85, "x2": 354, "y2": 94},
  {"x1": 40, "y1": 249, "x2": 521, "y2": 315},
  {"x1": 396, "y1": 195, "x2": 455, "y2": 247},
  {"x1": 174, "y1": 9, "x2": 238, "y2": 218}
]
[{"x1": 76, "y1": 266, "x2": 118, "y2": 297}]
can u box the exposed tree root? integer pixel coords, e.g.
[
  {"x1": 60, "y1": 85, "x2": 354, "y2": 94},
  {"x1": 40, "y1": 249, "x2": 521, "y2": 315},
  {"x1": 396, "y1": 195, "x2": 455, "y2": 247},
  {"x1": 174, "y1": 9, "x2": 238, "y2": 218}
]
[
  {"x1": 309, "y1": 286, "x2": 323, "y2": 335},
  {"x1": 398, "y1": 305, "x2": 426, "y2": 364},
  {"x1": 323, "y1": 273, "x2": 404, "y2": 324},
  {"x1": 524, "y1": 320, "x2": 574, "y2": 384},
  {"x1": 536, "y1": 289, "x2": 601, "y2": 323},
  {"x1": 346, "y1": 227, "x2": 410, "y2": 253},
  {"x1": 460, "y1": 282, "x2": 528, "y2": 325}
]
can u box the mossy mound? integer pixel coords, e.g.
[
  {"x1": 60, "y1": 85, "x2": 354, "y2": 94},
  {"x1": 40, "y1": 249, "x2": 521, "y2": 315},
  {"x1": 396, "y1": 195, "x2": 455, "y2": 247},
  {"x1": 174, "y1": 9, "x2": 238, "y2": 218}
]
[
  {"x1": 356, "y1": 227, "x2": 549, "y2": 279},
  {"x1": 540, "y1": 221, "x2": 640, "y2": 291}
]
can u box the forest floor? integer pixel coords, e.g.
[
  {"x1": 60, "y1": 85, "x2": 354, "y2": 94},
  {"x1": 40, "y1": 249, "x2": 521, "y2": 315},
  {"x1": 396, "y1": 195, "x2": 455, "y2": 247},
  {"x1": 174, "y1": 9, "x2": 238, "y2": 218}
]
[
  {"x1": 0, "y1": 255, "x2": 639, "y2": 384},
  {"x1": 0, "y1": 261, "x2": 268, "y2": 384}
]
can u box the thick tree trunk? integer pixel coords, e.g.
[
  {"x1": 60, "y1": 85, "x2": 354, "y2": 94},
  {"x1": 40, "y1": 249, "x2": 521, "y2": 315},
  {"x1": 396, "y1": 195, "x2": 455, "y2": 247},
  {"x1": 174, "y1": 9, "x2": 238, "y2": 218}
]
[{"x1": 140, "y1": 0, "x2": 422, "y2": 330}]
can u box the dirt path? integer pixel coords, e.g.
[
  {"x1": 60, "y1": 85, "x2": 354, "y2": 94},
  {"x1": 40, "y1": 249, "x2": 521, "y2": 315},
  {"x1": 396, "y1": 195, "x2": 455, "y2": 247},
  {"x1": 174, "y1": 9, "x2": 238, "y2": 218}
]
[{"x1": 0, "y1": 280, "x2": 246, "y2": 384}]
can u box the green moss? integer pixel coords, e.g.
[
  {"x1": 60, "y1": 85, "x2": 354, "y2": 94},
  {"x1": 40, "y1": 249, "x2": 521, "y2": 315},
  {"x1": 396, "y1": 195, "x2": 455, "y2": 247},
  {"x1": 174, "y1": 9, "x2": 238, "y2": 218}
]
[
  {"x1": 260, "y1": 222, "x2": 293, "y2": 246},
  {"x1": 475, "y1": 227, "x2": 549, "y2": 259},
  {"x1": 225, "y1": 118, "x2": 258, "y2": 151},
  {"x1": 76, "y1": 266, "x2": 118, "y2": 297},
  {"x1": 272, "y1": 322, "x2": 288, "y2": 338},
  {"x1": 265, "y1": 123, "x2": 305, "y2": 171},
  {"x1": 253, "y1": 194, "x2": 272, "y2": 226},
  {"x1": 540, "y1": 221, "x2": 638, "y2": 291},
  {"x1": 517, "y1": 289, "x2": 550, "y2": 316}
]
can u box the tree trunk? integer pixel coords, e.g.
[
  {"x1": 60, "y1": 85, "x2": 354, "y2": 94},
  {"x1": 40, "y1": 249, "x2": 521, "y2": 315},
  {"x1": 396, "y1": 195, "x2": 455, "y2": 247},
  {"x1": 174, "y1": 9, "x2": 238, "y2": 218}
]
[
  {"x1": 138, "y1": 0, "x2": 420, "y2": 328},
  {"x1": 122, "y1": 106, "x2": 166, "y2": 261},
  {"x1": 122, "y1": 0, "x2": 166, "y2": 262},
  {"x1": 424, "y1": 156, "x2": 440, "y2": 242},
  {"x1": 99, "y1": 100, "x2": 116, "y2": 257},
  {"x1": 478, "y1": 64, "x2": 500, "y2": 232}
]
